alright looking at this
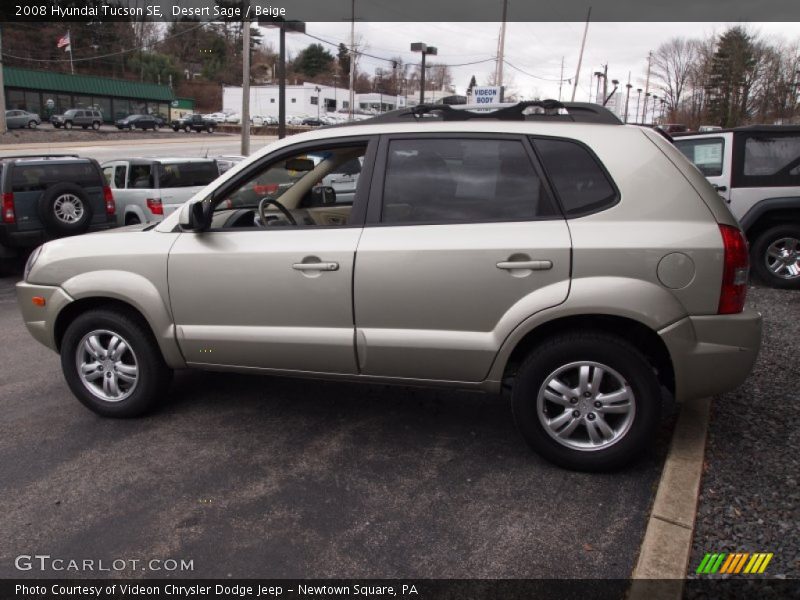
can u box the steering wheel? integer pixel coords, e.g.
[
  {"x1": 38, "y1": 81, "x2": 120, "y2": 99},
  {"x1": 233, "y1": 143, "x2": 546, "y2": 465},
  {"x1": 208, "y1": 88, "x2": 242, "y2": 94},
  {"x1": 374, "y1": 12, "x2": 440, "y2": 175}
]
[{"x1": 258, "y1": 197, "x2": 297, "y2": 226}]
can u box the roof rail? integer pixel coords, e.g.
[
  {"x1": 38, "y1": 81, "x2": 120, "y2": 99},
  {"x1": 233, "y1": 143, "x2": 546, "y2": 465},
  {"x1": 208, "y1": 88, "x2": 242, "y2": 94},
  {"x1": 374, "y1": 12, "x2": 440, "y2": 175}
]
[
  {"x1": 0, "y1": 154, "x2": 81, "y2": 161},
  {"x1": 360, "y1": 100, "x2": 622, "y2": 126}
]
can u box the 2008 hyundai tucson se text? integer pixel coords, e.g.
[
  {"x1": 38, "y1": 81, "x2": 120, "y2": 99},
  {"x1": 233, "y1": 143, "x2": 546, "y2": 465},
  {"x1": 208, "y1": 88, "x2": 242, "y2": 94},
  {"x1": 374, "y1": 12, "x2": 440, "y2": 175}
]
[{"x1": 16, "y1": 101, "x2": 762, "y2": 471}]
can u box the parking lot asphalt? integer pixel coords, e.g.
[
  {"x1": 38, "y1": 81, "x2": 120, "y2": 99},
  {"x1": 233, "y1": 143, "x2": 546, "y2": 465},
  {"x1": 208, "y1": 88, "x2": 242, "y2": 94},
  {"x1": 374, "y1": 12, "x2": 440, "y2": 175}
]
[{"x1": 0, "y1": 272, "x2": 672, "y2": 580}]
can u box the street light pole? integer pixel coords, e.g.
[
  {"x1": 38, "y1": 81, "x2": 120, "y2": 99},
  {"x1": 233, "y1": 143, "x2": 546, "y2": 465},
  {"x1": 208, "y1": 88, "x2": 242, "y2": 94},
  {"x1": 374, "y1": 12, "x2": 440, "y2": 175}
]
[
  {"x1": 241, "y1": 18, "x2": 251, "y2": 156},
  {"x1": 635, "y1": 88, "x2": 642, "y2": 124},
  {"x1": 315, "y1": 86, "x2": 320, "y2": 121},
  {"x1": 624, "y1": 81, "x2": 632, "y2": 123},
  {"x1": 411, "y1": 43, "x2": 438, "y2": 105}
]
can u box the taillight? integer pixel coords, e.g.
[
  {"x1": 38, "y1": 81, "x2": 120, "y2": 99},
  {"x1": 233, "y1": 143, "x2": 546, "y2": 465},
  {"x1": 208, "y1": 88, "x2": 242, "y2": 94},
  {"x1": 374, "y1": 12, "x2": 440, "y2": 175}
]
[
  {"x1": 2, "y1": 192, "x2": 14, "y2": 223},
  {"x1": 146, "y1": 198, "x2": 163, "y2": 215},
  {"x1": 103, "y1": 186, "x2": 115, "y2": 216},
  {"x1": 718, "y1": 224, "x2": 749, "y2": 314}
]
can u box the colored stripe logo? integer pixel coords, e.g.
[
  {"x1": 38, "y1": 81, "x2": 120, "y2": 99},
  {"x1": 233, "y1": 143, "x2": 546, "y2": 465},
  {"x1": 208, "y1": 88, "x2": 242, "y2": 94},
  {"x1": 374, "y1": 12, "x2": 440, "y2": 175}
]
[{"x1": 696, "y1": 552, "x2": 773, "y2": 574}]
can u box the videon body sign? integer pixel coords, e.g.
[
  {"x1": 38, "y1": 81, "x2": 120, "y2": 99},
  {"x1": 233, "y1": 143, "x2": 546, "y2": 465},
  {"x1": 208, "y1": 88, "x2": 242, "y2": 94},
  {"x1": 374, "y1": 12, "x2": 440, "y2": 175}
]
[{"x1": 471, "y1": 86, "x2": 502, "y2": 104}]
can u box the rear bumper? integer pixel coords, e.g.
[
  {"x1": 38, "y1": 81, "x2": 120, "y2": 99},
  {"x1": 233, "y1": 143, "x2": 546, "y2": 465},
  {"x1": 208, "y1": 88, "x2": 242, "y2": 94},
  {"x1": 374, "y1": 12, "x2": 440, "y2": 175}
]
[{"x1": 659, "y1": 309, "x2": 762, "y2": 402}]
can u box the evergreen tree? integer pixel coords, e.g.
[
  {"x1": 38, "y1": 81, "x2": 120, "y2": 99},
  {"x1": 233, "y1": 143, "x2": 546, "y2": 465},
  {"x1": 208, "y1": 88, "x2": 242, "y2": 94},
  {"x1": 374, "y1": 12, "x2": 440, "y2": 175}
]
[{"x1": 706, "y1": 27, "x2": 757, "y2": 127}]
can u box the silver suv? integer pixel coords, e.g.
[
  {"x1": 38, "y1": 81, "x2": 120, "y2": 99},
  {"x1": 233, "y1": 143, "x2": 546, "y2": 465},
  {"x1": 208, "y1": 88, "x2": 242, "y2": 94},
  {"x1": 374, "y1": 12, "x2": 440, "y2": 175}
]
[{"x1": 16, "y1": 101, "x2": 762, "y2": 471}]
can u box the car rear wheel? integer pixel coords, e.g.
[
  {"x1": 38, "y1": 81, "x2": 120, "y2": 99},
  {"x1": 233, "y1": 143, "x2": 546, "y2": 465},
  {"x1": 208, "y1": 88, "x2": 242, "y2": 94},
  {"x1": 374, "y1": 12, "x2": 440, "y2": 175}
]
[
  {"x1": 184, "y1": 125, "x2": 191, "y2": 133},
  {"x1": 751, "y1": 224, "x2": 800, "y2": 289},
  {"x1": 206, "y1": 126, "x2": 214, "y2": 133},
  {"x1": 129, "y1": 123, "x2": 135, "y2": 131},
  {"x1": 38, "y1": 183, "x2": 93, "y2": 235},
  {"x1": 61, "y1": 308, "x2": 173, "y2": 417},
  {"x1": 92, "y1": 121, "x2": 100, "y2": 130},
  {"x1": 125, "y1": 213, "x2": 141, "y2": 225},
  {"x1": 511, "y1": 332, "x2": 661, "y2": 472}
]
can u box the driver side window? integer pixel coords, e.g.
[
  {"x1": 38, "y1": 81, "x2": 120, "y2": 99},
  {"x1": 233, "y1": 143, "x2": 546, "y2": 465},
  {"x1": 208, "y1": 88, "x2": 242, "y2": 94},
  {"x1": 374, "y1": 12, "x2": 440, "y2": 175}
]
[{"x1": 212, "y1": 144, "x2": 368, "y2": 230}]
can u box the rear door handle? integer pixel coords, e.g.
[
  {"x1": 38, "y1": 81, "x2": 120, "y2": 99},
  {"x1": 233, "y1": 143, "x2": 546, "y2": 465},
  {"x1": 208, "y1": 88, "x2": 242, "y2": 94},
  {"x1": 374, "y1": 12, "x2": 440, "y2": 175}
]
[
  {"x1": 292, "y1": 262, "x2": 339, "y2": 271},
  {"x1": 496, "y1": 260, "x2": 553, "y2": 271}
]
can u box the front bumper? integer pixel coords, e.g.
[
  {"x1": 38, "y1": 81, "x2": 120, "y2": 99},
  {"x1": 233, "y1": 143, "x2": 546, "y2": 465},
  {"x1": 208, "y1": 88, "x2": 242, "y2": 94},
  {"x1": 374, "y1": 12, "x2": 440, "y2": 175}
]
[
  {"x1": 659, "y1": 309, "x2": 762, "y2": 402},
  {"x1": 16, "y1": 282, "x2": 73, "y2": 352}
]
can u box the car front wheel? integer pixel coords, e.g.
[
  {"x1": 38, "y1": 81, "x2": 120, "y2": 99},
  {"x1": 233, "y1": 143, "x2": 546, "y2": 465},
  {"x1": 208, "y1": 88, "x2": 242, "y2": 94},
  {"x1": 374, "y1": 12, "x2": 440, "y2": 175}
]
[
  {"x1": 28, "y1": 120, "x2": 38, "y2": 129},
  {"x1": 751, "y1": 224, "x2": 800, "y2": 289},
  {"x1": 60, "y1": 308, "x2": 172, "y2": 417},
  {"x1": 511, "y1": 332, "x2": 661, "y2": 471},
  {"x1": 64, "y1": 121, "x2": 73, "y2": 130}
]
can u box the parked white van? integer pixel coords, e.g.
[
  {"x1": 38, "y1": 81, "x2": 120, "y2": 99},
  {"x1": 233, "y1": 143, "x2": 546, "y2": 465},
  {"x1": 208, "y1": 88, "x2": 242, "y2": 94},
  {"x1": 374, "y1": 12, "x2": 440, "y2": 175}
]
[{"x1": 101, "y1": 158, "x2": 220, "y2": 225}]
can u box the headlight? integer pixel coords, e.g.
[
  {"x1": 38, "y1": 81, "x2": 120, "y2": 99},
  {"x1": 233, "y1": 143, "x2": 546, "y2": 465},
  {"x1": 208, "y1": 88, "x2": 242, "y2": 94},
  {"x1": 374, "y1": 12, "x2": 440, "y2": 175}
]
[{"x1": 24, "y1": 245, "x2": 43, "y2": 282}]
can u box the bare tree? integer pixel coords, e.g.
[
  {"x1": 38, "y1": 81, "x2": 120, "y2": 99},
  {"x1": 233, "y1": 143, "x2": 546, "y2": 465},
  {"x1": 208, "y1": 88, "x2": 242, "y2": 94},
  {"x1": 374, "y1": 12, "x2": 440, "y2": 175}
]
[{"x1": 651, "y1": 37, "x2": 697, "y2": 116}]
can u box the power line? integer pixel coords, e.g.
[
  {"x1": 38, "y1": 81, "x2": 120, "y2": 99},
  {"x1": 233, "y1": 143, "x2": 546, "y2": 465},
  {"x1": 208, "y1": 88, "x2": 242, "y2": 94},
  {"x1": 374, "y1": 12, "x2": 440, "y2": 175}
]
[{"x1": 503, "y1": 59, "x2": 571, "y2": 82}]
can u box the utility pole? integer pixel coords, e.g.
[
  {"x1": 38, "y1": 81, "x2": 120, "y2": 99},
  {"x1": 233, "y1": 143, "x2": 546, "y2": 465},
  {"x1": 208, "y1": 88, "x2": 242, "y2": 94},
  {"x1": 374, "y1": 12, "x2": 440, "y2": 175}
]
[
  {"x1": 241, "y1": 19, "x2": 251, "y2": 156},
  {"x1": 558, "y1": 56, "x2": 564, "y2": 101},
  {"x1": 495, "y1": 0, "x2": 508, "y2": 99},
  {"x1": 602, "y1": 63, "x2": 608, "y2": 104},
  {"x1": 278, "y1": 25, "x2": 286, "y2": 138},
  {"x1": 349, "y1": 0, "x2": 355, "y2": 120},
  {"x1": 0, "y1": 26, "x2": 6, "y2": 135},
  {"x1": 624, "y1": 72, "x2": 632, "y2": 124},
  {"x1": 571, "y1": 6, "x2": 591, "y2": 102},
  {"x1": 642, "y1": 51, "x2": 652, "y2": 125}
]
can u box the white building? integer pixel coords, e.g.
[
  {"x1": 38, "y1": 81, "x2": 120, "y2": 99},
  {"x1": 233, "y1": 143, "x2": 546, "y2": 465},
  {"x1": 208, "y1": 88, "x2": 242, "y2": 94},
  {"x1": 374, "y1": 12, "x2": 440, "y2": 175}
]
[{"x1": 222, "y1": 83, "x2": 405, "y2": 119}]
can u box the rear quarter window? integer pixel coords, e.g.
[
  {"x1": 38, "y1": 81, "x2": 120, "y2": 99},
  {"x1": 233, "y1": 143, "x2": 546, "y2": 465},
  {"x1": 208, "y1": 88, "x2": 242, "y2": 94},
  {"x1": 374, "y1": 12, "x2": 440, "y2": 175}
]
[
  {"x1": 532, "y1": 137, "x2": 618, "y2": 217},
  {"x1": 674, "y1": 138, "x2": 725, "y2": 177},
  {"x1": 157, "y1": 162, "x2": 219, "y2": 188},
  {"x1": 736, "y1": 133, "x2": 800, "y2": 187}
]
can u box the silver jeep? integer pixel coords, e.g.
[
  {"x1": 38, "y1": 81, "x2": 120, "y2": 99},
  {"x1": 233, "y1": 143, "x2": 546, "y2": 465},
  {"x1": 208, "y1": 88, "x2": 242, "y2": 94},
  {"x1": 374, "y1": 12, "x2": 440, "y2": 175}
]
[{"x1": 17, "y1": 101, "x2": 762, "y2": 471}]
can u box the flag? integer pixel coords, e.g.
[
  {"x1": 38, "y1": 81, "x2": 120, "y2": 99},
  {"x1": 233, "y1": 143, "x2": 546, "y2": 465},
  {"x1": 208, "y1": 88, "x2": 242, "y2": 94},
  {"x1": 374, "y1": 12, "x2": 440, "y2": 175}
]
[{"x1": 57, "y1": 32, "x2": 71, "y2": 51}]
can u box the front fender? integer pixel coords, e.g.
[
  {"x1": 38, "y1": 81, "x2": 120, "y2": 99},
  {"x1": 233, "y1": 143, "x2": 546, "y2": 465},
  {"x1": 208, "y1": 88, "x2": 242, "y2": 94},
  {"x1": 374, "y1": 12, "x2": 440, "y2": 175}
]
[
  {"x1": 485, "y1": 276, "x2": 688, "y2": 383},
  {"x1": 60, "y1": 270, "x2": 185, "y2": 368}
]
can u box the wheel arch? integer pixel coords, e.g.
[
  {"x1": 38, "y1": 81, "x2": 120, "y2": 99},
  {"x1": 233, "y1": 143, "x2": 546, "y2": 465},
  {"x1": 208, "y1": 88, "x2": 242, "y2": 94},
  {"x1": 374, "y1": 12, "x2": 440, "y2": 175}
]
[
  {"x1": 54, "y1": 272, "x2": 185, "y2": 368},
  {"x1": 497, "y1": 313, "x2": 675, "y2": 397}
]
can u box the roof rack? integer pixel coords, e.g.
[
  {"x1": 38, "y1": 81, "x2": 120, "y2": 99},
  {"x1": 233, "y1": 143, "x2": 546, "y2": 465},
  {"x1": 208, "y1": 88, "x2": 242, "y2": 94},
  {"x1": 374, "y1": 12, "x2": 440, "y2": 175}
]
[
  {"x1": 0, "y1": 154, "x2": 81, "y2": 161},
  {"x1": 360, "y1": 100, "x2": 622, "y2": 126}
]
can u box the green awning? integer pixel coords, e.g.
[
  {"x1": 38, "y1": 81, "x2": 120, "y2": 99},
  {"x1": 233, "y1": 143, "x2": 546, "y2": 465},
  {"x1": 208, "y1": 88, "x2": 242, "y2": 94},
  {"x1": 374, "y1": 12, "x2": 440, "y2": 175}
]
[{"x1": 4, "y1": 66, "x2": 175, "y2": 102}]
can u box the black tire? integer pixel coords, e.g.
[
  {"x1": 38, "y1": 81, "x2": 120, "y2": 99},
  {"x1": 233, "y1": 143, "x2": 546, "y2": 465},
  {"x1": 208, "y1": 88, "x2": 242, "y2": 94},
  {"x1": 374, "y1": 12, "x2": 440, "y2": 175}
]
[
  {"x1": 81, "y1": 125, "x2": 88, "y2": 130},
  {"x1": 64, "y1": 121, "x2": 73, "y2": 130},
  {"x1": 92, "y1": 121, "x2": 100, "y2": 130},
  {"x1": 129, "y1": 123, "x2": 135, "y2": 131},
  {"x1": 60, "y1": 308, "x2": 173, "y2": 418},
  {"x1": 38, "y1": 183, "x2": 93, "y2": 235},
  {"x1": 206, "y1": 126, "x2": 214, "y2": 133},
  {"x1": 53, "y1": 123, "x2": 61, "y2": 129},
  {"x1": 184, "y1": 125, "x2": 191, "y2": 133},
  {"x1": 27, "y1": 120, "x2": 37, "y2": 129},
  {"x1": 511, "y1": 332, "x2": 661, "y2": 472},
  {"x1": 750, "y1": 224, "x2": 800, "y2": 289},
  {"x1": 125, "y1": 213, "x2": 141, "y2": 225}
]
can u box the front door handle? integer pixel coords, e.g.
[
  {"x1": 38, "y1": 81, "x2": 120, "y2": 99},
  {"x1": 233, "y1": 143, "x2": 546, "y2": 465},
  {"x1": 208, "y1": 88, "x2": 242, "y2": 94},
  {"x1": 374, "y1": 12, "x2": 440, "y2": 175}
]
[
  {"x1": 496, "y1": 260, "x2": 553, "y2": 271},
  {"x1": 292, "y1": 261, "x2": 339, "y2": 271}
]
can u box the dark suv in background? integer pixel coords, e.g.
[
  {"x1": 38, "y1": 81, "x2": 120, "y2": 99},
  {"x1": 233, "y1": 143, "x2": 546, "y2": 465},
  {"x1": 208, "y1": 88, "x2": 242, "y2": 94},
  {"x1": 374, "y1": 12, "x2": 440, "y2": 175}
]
[
  {"x1": 0, "y1": 155, "x2": 115, "y2": 265},
  {"x1": 51, "y1": 109, "x2": 104, "y2": 130}
]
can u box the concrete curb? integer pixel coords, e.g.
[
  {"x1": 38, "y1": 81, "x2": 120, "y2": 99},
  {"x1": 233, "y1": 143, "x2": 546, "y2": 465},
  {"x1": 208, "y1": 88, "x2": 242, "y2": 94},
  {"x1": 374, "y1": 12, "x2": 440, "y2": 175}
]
[{"x1": 629, "y1": 396, "x2": 711, "y2": 599}]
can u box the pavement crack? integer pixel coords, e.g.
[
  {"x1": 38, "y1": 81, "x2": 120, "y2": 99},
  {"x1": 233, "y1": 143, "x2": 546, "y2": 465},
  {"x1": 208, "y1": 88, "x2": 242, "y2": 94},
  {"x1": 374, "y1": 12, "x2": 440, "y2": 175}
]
[{"x1": 652, "y1": 513, "x2": 693, "y2": 531}]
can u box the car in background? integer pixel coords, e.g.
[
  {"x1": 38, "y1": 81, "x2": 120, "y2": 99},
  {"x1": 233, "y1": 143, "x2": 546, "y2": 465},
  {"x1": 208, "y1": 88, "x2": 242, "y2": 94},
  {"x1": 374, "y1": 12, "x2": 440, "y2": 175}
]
[
  {"x1": 6, "y1": 110, "x2": 41, "y2": 129},
  {"x1": 0, "y1": 154, "x2": 114, "y2": 264},
  {"x1": 203, "y1": 112, "x2": 227, "y2": 124},
  {"x1": 301, "y1": 117, "x2": 323, "y2": 127},
  {"x1": 251, "y1": 115, "x2": 265, "y2": 127},
  {"x1": 698, "y1": 125, "x2": 722, "y2": 132},
  {"x1": 51, "y1": 109, "x2": 103, "y2": 130},
  {"x1": 101, "y1": 157, "x2": 220, "y2": 225},
  {"x1": 115, "y1": 114, "x2": 160, "y2": 131},
  {"x1": 225, "y1": 114, "x2": 241, "y2": 124},
  {"x1": 171, "y1": 114, "x2": 217, "y2": 133},
  {"x1": 674, "y1": 125, "x2": 800, "y2": 288},
  {"x1": 215, "y1": 155, "x2": 246, "y2": 174}
]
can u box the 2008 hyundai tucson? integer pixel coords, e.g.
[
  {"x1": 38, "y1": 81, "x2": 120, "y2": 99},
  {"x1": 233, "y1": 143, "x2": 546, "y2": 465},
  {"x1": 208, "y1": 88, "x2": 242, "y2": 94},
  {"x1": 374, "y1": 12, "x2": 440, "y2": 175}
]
[{"x1": 16, "y1": 101, "x2": 762, "y2": 471}]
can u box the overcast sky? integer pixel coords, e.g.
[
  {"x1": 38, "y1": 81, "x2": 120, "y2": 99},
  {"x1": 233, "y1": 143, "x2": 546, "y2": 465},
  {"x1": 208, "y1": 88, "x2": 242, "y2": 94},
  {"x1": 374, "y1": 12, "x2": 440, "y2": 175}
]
[{"x1": 262, "y1": 22, "x2": 800, "y2": 101}]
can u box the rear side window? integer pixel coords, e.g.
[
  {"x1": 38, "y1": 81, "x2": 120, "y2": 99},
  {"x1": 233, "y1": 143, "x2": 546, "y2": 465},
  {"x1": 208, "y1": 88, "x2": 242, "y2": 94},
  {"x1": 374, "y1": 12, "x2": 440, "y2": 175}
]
[
  {"x1": 11, "y1": 162, "x2": 100, "y2": 192},
  {"x1": 114, "y1": 166, "x2": 126, "y2": 188},
  {"x1": 128, "y1": 164, "x2": 154, "y2": 189},
  {"x1": 533, "y1": 138, "x2": 618, "y2": 217},
  {"x1": 157, "y1": 162, "x2": 219, "y2": 188},
  {"x1": 674, "y1": 138, "x2": 725, "y2": 177},
  {"x1": 731, "y1": 133, "x2": 800, "y2": 188},
  {"x1": 381, "y1": 138, "x2": 557, "y2": 224}
]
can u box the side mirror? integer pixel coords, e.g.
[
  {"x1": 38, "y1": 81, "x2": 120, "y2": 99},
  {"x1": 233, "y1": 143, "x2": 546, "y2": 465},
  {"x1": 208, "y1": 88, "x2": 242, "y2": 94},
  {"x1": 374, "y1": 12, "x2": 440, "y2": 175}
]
[
  {"x1": 311, "y1": 186, "x2": 336, "y2": 205},
  {"x1": 179, "y1": 200, "x2": 209, "y2": 231}
]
